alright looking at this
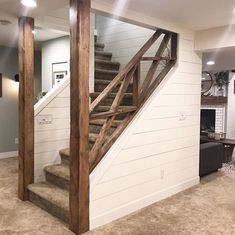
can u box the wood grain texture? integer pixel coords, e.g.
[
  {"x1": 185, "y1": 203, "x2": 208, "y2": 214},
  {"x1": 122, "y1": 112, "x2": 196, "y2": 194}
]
[
  {"x1": 18, "y1": 17, "x2": 35, "y2": 201},
  {"x1": 69, "y1": 0, "x2": 90, "y2": 234}
]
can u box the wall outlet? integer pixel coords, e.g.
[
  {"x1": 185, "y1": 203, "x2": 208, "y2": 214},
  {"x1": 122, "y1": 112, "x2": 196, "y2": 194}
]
[
  {"x1": 37, "y1": 115, "x2": 53, "y2": 125},
  {"x1": 179, "y1": 112, "x2": 186, "y2": 121},
  {"x1": 15, "y1": 138, "x2": 19, "y2": 144},
  {"x1": 160, "y1": 170, "x2": 165, "y2": 179}
]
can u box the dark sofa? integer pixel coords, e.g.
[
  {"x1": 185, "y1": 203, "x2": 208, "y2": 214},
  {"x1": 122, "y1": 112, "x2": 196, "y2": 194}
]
[{"x1": 200, "y1": 142, "x2": 224, "y2": 177}]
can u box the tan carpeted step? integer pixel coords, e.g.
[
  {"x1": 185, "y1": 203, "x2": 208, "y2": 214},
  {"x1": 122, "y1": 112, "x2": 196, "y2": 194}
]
[
  {"x1": 95, "y1": 51, "x2": 112, "y2": 61},
  {"x1": 28, "y1": 182, "x2": 69, "y2": 223},
  {"x1": 95, "y1": 42, "x2": 105, "y2": 51},
  {"x1": 95, "y1": 59, "x2": 120, "y2": 71},
  {"x1": 90, "y1": 119, "x2": 121, "y2": 134},
  {"x1": 90, "y1": 92, "x2": 133, "y2": 106},
  {"x1": 94, "y1": 79, "x2": 133, "y2": 93},
  {"x1": 45, "y1": 164, "x2": 70, "y2": 191},
  {"x1": 95, "y1": 68, "x2": 119, "y2": 81}
]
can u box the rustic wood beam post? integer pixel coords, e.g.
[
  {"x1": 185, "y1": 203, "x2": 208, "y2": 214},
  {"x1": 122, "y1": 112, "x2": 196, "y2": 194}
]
[
  {"x1": 69, "y1": 0, "x2": 90, "y2": 234},
  {"x1": 18, "y1": 16, "x2": 35, "y2": 201},
  {"x1": 133, "y1": 62, "x2": 140, "y2": 107}
]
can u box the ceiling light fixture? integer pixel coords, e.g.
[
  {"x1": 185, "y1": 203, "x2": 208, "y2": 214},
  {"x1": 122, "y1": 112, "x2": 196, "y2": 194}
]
[
  {"x1": 32, "y1": 30, "x2": 36, "y2": 35},
  {"x1": 21, "y1": 0, "x2": 37, "y2": 8},
  {"x1": 206, "y1": 61, "x2": 215, "y2": 66}
]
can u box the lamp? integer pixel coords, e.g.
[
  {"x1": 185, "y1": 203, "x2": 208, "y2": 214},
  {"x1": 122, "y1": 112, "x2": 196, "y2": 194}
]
[{"x1": 21, "y1": 0, "x2": 37, "y2": 8}]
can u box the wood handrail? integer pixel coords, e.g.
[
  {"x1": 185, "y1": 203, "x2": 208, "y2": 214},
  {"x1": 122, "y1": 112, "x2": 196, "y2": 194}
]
[
  {"x1": 90, "y1": 30, "x2": 163, "y2": 112},
  {"x1": 89, "y1": 30, "x2": 178, "y2": 173}
]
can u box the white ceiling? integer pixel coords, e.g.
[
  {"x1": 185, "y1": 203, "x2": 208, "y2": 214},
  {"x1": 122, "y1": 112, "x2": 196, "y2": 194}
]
[{"x1": 1, "y1": 0, "x2": 235, "y2": 48}]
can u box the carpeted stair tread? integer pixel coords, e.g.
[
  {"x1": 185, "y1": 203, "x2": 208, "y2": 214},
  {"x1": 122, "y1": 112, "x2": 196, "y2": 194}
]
[
  {"x1": 28, "y1": 182, "x2": 69, "y2": 210},
  {"x1": 95, "y1": 51, "x2": 112, "y2": 61},
  {"x1": 95, "y1": 59, "x2": 120, "y2": 66},
  {"x1": 28, "y1": 182, "x2": 69, "y2": 222},
  {"x1": 90, "y1": 92, "x2": 133, "y2": 99},
  {"x1": 95, "y1": 42, "x2": 105, "y2": 49},
  {"x1": 45, "y1": 164, "x2": 69, "y2": 181},
  {"x1": 94, "y1": 105, "x2": 136, "y2": 112},
  {"x1": 95, "y1": 68, "x2": 119, "y2": 75},
  {"x1": 90, "y1": 119, "x2": 122, "y2": 127}
]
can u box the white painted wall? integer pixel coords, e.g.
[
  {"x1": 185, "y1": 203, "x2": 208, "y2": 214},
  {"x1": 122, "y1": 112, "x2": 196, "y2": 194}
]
[
  {"x1": 195, "y1": 25, "x2": 235, "y2": 52},
  {"x1": 34, "y1": 78, "x2": 70, "y2": 181},
  {"x1": 41, "y1": 14, "x2": 95, "y2": 93},
  {"x1": 96, "y1": 15, "x2": 167, "y2": 82},
  {"x1": 227, "y1": 72, "x2": 235, "y2": 138},
  {"x1": 90, "y1": 14, "x2": 202, "y2": 229}
]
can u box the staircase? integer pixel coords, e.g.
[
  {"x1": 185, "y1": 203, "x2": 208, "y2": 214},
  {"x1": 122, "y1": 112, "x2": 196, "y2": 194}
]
[
  {"x1": 28, "y1": 42, "x2": 131, "y2": 223},
  {"x1": 28, "y1": 30, "x2": 178, "y2": 225}
]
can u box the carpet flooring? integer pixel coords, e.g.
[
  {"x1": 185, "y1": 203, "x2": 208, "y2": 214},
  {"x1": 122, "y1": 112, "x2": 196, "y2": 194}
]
[{"x1": 1, "y1": 157, "x2": 235, "y2": 235}]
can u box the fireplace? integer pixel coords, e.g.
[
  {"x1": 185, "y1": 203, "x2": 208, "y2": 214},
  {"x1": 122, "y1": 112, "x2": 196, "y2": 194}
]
[{"x1": 201, "y1": 109, "x2": 216, "y2": 132}]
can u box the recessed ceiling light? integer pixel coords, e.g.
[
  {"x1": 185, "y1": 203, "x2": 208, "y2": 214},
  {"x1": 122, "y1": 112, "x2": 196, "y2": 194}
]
[
  {"x1": 21, "y1": 0, "x2": 37, "y2": 8},
  {"x1": 206, "y1": 61, "x2": 215, "y2": 66}
]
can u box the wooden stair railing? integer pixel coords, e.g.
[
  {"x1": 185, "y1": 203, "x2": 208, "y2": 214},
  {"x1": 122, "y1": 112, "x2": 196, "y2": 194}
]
[{"x1": 89, "y1": 29, "x2": 178, "y2": 172}]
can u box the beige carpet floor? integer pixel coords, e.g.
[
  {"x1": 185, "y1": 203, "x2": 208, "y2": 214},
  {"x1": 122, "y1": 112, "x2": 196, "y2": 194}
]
[{"x1": 1, "y1": 157, "x2": 235, "y2": 235}]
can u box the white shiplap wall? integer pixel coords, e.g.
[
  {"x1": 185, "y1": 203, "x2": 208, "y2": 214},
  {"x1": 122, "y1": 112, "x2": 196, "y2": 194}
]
[
  {"x1": 34, "y1": 78, "x2": 70, "y2": 182},
  {"x1": 90, "y1": 16, "x2": 201, "y2": 229}
]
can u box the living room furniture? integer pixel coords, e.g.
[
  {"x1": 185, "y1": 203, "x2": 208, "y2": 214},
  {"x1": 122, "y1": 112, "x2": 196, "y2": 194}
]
[
  {"x1": 200, "y1": 136, "x2": 235, "y2": 163},
  {"x1": 200, "y1": 142, "x2": 224, "y2": 177}
]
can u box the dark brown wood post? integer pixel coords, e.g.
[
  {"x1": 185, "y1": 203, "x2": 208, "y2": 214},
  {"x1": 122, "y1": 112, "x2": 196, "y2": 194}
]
[
  {"x1": 171, "y1": 33, "x2": 178, "y2": 61},
  {"x1": 133, "y1": 62, "x2": 140, "y2": 107},
  {"x1": 69, "y1": 0, "x2": 90, "y2": 234},
  {"x1": 18, "y1": 16, "x2": 35, "y2": 201}
]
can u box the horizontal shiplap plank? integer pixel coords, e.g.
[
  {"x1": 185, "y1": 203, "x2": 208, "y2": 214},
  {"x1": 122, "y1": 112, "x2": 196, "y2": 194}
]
[
  {"x1": 35, "y1": 139, "x2": 69, "y2": 154},
  {"x1": 47, "y1": 97, "x2": 70, "y2": 108},
  {"x1": 38, "y1": 107, "x2": 70, "y2": 119},
  {"x1": 57, "y1": 86, "x2": 70, "y2": 97},
  {"x1": 35, "y1": 118, "x2": 70, "y2": 131},
  {"x1": 163, "y1": 83, "x2": 201, "y2": 95},
  {"x1": 115, "y1": 135, "x2": 199, "y2": 164},
  {"x1": 35, "y1": 129, "x2": 69, "y2": 143},
  {"x1": 179, "y1": 61, "x2": 202, "y2": 74},
  {"x1": 133, "y1": 115, "x2": 199, "y2": 133},
  {"x1": 123, "y1": 125, "x2": 199, "y2": 149},
  {"x1": 172, "y1": 73, "x2": 201, "y2": 85},
  {"x1": 152, "y1": 94, "x2": 200, "y2": 106},
  {"x1": 101, "y1": 146, "x2": 198, "y2": 183},
  {"x1": 90, "y1": 166, "x2": 198, "y2": 217},
  {"x1": 92, "y1": 155, "x2": 198, "y2": 200}
]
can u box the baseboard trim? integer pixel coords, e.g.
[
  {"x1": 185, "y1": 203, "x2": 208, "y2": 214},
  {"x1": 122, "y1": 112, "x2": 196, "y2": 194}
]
[
  {"x1": 90, "y1": 177, "x2": 199, "y2": 229},
  {"x1": 0, "y1": 151, "x2": 18, "y2": 159}
]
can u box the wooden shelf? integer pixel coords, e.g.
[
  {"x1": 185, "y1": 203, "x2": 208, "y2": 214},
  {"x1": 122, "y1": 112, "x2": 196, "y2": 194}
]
[{"x1": 201, "y1": 96, "x2": 228, "y2": 105}]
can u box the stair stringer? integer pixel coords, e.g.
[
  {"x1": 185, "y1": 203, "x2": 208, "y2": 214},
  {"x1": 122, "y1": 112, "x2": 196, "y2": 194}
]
[
  {"x1": 34, "y1": 78, "x2": 70, "y2": 182},
  {"x1": 89, "y1": 65, "x2": 201, "y2": 229}
]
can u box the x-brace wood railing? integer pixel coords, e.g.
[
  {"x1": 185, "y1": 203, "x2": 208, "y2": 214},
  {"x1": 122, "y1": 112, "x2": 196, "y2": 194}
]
[{"x1": 89, "y1": 29, "x2": 178, "y2": 172}]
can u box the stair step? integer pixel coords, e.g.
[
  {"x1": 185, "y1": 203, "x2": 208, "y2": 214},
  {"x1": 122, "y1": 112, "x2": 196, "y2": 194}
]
[
  {"x1": 90, "y1": 92, "x2": 133, "y2": 106},
  {"x1": 95, "y1": 43, "x2": 105, "y2": 51},
  {"x1": 95, "y1": 68, "x2": 119, "y2": 81},
  {"x1": 90, "y1": 119, "x2": 121, "y2": 134},
  {"x1": 95, "y1": 51, "x2": 112, "y2": 61},
  {"x1": 45, "y1": 164, "x2": 69, "y2": 191},
  {"x1": 60, "y1": 148, "x2": 70, "y2": 166},
  {"x1": 94, "y1": 79, "x2": 133, "y2": 93},
  {"x1": 28, "y1": 182, "x2": 69, "y2": 223},
  {"x1": 95, "y1": 59, "x2": 120, "y2": 71}
]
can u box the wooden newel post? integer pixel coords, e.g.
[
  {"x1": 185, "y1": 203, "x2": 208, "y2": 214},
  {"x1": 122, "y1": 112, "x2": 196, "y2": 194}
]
[
  {"x1": 18, "y1": 16, "x2": 35, "y2": 201},
  {"x1": 69, "y1": 0, "x2": 90, "y2": 234},
  {"x1": 133, "y1": 62, "x2": 140, "y2": 107}
]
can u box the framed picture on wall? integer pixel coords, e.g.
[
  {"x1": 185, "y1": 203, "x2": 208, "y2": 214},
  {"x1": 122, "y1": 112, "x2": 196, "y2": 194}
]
[{"x1": 52, "y1": 62, "x2": 69, "y2": 87}]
